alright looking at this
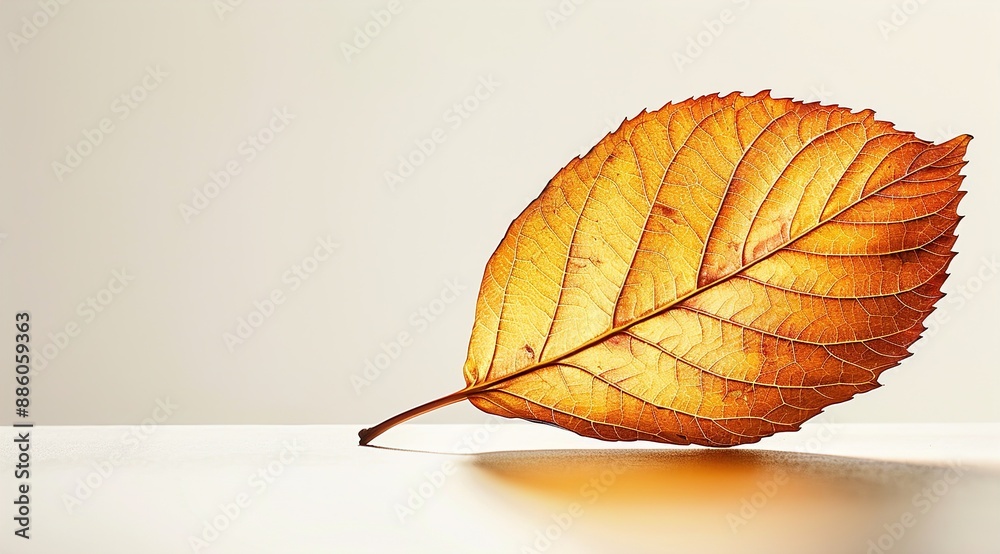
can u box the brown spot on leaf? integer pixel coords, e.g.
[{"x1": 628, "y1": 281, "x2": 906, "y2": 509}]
[{"x1": 652, "y1": 202, "x2": 681, "y2": 223}]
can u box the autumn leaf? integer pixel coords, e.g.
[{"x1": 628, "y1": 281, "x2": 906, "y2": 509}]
[{"x1": 360, "y1": 91, "x2": 971, "y2": 447}]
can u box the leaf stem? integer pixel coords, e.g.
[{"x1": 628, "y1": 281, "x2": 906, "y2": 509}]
[{"x1": 358, "y1": 388, "x2": 472, "y2": 446}]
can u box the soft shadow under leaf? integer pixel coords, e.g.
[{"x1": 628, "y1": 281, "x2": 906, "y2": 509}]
[{"x1": 467, "y1": 449, "x2": 994, "y2": 554}]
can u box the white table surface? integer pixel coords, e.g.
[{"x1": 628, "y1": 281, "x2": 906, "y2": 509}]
[{"x1": 2, "y1": 422, "x2": 998, "y2": 554}]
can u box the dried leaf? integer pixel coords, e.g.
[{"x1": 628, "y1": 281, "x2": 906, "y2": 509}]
[{"x1": 360, "y1": 91, "x2": 972, "y2": 447}]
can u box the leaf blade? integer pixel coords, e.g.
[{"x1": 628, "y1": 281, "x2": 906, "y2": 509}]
[{"x1": 462, "y1": 91, "x2": 971, "y2": 446}]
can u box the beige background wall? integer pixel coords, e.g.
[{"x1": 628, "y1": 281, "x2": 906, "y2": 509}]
[{"x1": 1, "y1": 0, "x2": 998, "y2": 425}]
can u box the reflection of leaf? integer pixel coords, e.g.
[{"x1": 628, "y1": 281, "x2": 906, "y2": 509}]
[{"x1": 360, "y1": 91, "x2": 972, "y2": 447}]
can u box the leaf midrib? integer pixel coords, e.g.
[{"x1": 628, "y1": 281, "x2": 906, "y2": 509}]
[{"x1": 463, "y1": 134, "x2": 962, "y2": 399}]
